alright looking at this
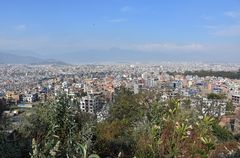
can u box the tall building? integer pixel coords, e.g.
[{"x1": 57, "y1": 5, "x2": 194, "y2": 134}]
[{"x1": 79, "y1": 92, "x2": 105, "y2": 114}]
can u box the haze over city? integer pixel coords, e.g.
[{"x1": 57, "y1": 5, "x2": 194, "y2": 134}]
[
  {"x1": 2, "y1": 1, "x2": 240, "y2": 158},
  {"x1": 0, "y1": 0, "x2": 240, "y2": 63}
]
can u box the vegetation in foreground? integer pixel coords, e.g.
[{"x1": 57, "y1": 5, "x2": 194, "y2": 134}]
[{"x1": 1, "y1": 88, "x2": 240, "y2": 158}]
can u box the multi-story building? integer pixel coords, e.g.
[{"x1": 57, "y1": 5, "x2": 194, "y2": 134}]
[
  {"x1": 192, "y1": 98, "x2": 227, "y2": 117},
  {"x1": 79, "y1": 92, "x2": 105, "y2": 114},
  {"x1": 24, "y1": 93, "x2": 38, "y2": 103},
  {"x1": 232, "y1": 94, "x2": 240, "y2": 105}
]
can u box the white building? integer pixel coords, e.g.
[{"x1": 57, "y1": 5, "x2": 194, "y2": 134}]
[
  {"x1": 192, "y1": 98, "x2": 227, "y2": 117},
  {"x1": 24, "y1": 93, "x2": 38, "y2": 103},
  {"x1": 79, "y1": 92, "x2": 104, "y2": 114},
  {"x1": 232, "y1": 94, "x2": 240, "y2": 105},
  {"x1": 133, "y1": 83, "x2": 139, "y2": 94}
]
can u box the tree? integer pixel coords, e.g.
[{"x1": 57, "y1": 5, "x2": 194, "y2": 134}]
[
  {"x1": 20, "y1": 95, "x2": 98, "y2": 158},
  {"x1": 95, "y1": 120, "x2": 135, "y2": 158},
  {"x1": 226, "y1": 101, "x2": 235, "y2": 114},
  {"x1": 108, "y1": 87, "x2": 145, "y2": 124},
  {"x1": 95, "y1": 87, "x2": 144, "y2": 157},
  {"x1": 135, "y1": 99, "x2": 217, "y2": 157},
  {"x1": 207, "y1": 93, "x2": 226, "y2": 100}
]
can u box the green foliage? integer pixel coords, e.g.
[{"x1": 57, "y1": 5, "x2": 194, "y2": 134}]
[
  {"x1": 212, "y1": 121, "x2": 234, "y2": 142},
  {"x1": 109, "y1": 87, "x2": 145, "y2": 124},
  {"x1": 226, "y1": 101, "x2": 235, "y2": 113},
  {"x1": 96, "y1": 89, "x2": 220, "y2": 157},
  {"x1": 95, "y1": 119, "x2": 136, "y2": 157},
  {"x1": 135, "y1": 99, "x2": 217, "y2": 157},
  {"x1": 0, "y1": 131, "x2": 30, "y2": 158},
  {"x1": 20, "y1": 95, "x2": 98, "y2": 158},
  {"x1": 181, "y1": 98, "x2": 191, "y2": 109},
  {"x1": 184, "y1": 70, "x2": 240, "y2": 79},
  {"x1": 207, "y1": 93, "x2": 226, "y2": 100},
  {"x1": 210, "y1": 141, "x2": 240, "y2": 158},
  {"x1": 1, "y1": 87, "x2": 239, "y2": 157},
  {"x1": 95, "y1": 87, "x2": 147, "y2": 157}
]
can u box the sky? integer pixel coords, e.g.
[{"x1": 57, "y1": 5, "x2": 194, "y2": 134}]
[{"x1": 0, "y1": 0, "x2": 240, "y2": 62}]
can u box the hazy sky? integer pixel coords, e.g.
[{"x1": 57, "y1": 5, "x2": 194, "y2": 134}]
[{"x1": 0, "y1": 0, "x2": 240, "y2": 61}]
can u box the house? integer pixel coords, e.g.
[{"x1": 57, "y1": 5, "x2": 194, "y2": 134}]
[
  {"x1": 24, "y1": 93, "x2": 38, "y2": 103},
  {"x1": 79, "y1": 92, "x2": 105, "y2": 114},
  {"x1": 192, "y1": 98, "x2": 227, "y2": 117},
  {"x1": 232, "y1": 94, "x2": 240, "y2": 105}
]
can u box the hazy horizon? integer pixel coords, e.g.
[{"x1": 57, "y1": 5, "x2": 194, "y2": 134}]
[{"x1": 0, "y1": 0, "x2": 240, "y2": 63}]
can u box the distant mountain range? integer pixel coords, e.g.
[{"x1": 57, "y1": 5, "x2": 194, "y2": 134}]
[
  {"x1": 44, "y1": 48, "x2": 193, "y2": 64},
  {"x1": 48, "y1": 48, "x2": 240, "y2": 64},
  {"x1": 1, "y1": 49, "x2": 239, "y2": 64},
  {"x1": 30, "y1": 59, "x2": 69, "y2": 66},
  {"x1": 0, "y1": 52, "x2": 68, "y2": 65}
]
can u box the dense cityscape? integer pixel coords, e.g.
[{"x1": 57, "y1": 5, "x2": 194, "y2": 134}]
[
  {"x1": 1, "y1": 62, "x2": 240, "y2": 157},
  {"x1": 1, "y1": 0, "x2": 240, "y2": 157}
]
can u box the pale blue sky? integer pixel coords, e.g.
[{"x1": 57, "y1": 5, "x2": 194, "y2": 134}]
[{"x1": 0, "y1": 0, "x2": 240, "y2": 61}]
